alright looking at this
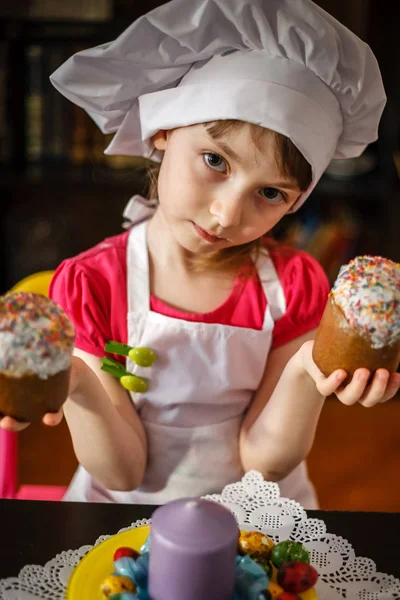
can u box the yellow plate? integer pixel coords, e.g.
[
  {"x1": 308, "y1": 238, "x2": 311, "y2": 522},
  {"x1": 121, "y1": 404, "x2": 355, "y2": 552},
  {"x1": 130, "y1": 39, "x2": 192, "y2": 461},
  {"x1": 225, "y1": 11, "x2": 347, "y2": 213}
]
[
  {"x1": 67, "y1": 525, "x2": 151, "y2": 600},
  {"x1": 66, "y1": 525, "x2": 317, "y2": 600}
]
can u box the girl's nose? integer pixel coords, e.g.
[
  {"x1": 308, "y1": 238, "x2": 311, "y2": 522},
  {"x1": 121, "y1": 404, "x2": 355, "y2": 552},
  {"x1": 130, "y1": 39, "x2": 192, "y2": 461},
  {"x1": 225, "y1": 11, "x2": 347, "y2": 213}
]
[{"x1": 209, "y1": 192, "x2": 243, "y2": 229}]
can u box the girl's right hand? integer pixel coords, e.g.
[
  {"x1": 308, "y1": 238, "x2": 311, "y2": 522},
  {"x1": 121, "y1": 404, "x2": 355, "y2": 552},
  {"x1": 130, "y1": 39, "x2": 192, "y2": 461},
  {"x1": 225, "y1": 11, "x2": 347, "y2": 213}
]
[
  {"x1": 0, "y1": 410, "x2": 64, "y2": 432},
  {"x1": 0, "y1": 355, "x2": 84, "y2": 432}
]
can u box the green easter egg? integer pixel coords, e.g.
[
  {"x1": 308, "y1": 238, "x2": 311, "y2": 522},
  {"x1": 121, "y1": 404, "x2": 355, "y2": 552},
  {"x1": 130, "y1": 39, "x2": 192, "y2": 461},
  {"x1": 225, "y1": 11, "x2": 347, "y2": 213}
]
[
  {"x1": 128, "y1": 347, "x2": 157, "y2": 367},
  {"x1": 270, "y1": 540, "x2": 310, "y2": 568},
  {"x1": 120, "y1": 375, "x2": 148, "y2": 393}
]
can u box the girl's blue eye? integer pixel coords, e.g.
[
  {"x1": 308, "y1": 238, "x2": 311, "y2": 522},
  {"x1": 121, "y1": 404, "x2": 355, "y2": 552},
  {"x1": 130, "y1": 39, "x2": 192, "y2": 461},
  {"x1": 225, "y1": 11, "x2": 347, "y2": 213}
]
[
  {"x1": 260, "y1": 187, "x2": 285, "y2": 204},
  {"x1": 203, "y1": 152, "x2": 227, "y2": 172}
]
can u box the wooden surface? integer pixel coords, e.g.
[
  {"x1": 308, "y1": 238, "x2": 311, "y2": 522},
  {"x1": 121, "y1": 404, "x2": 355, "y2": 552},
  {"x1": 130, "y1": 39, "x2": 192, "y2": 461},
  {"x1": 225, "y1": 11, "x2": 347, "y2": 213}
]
[
  {"x1": 17, "y1": 397, "x2": 400, "y2": 511},
  {"x1": 307, "y1": 397, "x2": 400, "y2": 511}
]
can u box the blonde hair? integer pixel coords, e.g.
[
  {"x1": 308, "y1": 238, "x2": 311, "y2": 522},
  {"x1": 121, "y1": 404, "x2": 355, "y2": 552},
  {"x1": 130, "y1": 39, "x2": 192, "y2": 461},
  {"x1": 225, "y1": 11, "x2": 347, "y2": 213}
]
[{"x1": 147, "y1": 120, "x2": 312, "y2": 274}]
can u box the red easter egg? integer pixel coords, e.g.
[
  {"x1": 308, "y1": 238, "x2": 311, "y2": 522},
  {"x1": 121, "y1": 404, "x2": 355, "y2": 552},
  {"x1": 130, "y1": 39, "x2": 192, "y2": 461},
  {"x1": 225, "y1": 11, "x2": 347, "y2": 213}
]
[
  {"x1": 278, "y1": 561, "x2": 319, "y2": 594},
  {"x1": 113, "y1": 547, "x2": 140, "y2": 562}
]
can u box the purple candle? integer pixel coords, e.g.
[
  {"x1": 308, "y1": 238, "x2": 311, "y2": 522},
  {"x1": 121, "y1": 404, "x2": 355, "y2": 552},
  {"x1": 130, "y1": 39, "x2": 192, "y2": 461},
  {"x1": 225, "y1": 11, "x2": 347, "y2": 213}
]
[{"x1": 148, "y1": 497, "x2": 239, "y2": 600}]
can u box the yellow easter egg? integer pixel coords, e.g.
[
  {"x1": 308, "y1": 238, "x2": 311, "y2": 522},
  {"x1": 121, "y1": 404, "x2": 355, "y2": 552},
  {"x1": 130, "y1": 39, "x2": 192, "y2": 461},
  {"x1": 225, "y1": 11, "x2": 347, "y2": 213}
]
[{"x1": 100, "y1": 574, "x2": 136, "y2": 598}]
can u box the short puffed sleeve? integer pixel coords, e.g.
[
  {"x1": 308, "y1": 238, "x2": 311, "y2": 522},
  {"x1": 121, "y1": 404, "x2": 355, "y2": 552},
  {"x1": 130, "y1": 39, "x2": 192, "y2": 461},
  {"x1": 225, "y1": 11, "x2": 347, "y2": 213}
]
[
  {"x1": 49, "y1": 234, "x2": 129, "y2": 359},
  {"x1": 49, "y1": 260, "x2": 112, "y2": 357},
  {"x1": 271, "y1": 250, "x2": 330, "y2": 349}
]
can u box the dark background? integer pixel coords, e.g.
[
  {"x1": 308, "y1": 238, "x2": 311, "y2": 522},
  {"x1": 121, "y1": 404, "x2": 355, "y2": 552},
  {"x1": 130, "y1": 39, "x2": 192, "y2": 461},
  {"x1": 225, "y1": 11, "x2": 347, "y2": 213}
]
[
  {"x1": 0, "y1": 0, "x2": 399, "y2": 294},
  {"x1": 1, "y1": 0, "x2": 400, "y2": 513}
]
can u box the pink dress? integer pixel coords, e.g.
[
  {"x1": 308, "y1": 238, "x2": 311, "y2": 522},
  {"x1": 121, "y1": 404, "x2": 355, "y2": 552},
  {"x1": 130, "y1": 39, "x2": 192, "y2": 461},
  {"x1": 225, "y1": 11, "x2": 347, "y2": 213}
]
[
  {"x1": 50, "y1": 230, "x2": 329, "y2": 359},
  {"x1": 50, "y1": 223, "x2": 329, "y2": 506}
]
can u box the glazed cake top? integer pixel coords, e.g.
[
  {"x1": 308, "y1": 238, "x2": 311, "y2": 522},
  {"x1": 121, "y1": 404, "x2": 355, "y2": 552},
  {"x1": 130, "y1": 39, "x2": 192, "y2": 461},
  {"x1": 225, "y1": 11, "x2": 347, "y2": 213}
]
[
  {"x1": 0, "y1": 291, "x2": 75, "y2": 378},
  {"x1": 332, "y1": 256, "x2": 400, "y2": 348}
]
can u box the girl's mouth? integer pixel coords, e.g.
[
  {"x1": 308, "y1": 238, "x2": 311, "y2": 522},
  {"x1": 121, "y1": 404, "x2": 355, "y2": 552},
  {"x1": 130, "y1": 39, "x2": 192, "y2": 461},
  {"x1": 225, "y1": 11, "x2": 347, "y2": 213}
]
[{"x1": 192, "y1": 222, "x2": 226, "y2": 243}]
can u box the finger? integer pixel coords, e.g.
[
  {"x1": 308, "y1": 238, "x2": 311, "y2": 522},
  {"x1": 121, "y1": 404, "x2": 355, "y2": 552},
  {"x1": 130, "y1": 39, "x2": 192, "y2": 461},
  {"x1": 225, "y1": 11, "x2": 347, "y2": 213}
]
[
  {"x1": 358, "y1": 369, "x2": 390, "y2": 407},
  {"x1": 379, "y1": 372, "x2": 400, "y2": 403},
  {"x1": 0, "y1": 415, "x2": 30, "y2": 432},
  {"x1": 335, "y1": 368, "x2": 370, "y2": 405},
  {"x1": 42, "y1": 410, "x2": 64, "y2": 427},
  {"x1": 315, "y1": 369, "x2": 348, "y2": 397}
]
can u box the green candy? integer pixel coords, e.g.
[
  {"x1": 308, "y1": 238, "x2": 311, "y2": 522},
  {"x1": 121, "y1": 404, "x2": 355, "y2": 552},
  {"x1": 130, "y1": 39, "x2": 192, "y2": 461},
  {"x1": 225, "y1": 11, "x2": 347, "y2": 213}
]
[
  {"x1": 128, "y1": 347, "x2": 157, "y2": 367},
  {"x1": 120, "y1": 375, "x2": 148, "y2": 393},
  {"x1": 270, "y1": 540, "x2": 310, "y2": 568}
]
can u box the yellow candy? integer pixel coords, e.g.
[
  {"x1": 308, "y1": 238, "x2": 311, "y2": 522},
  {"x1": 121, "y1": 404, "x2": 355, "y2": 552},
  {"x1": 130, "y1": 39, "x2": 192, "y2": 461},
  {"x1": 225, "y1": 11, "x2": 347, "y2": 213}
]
[
  {"x1": 238, "y1": 530, "x2": 275, "y2": 560},
  {"x1": 120, "y1": 374, "x2": 148, "y2": 393},
  {"x1": 268, "y1": 581, "x2": 285, "y2": 597},
  {"x1": 100, "y1": 574, "x2": 136, "y2": 598},
  {"x1": 128, "y1": 347, "x2": 157, "y2": 367}
]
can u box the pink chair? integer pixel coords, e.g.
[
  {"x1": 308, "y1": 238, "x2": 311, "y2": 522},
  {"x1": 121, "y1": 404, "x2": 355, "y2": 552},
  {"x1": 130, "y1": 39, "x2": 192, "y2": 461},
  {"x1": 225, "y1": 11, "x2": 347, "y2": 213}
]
[
  {"x1": 0, "y1": 429, "x2": 66, "y2": 500},
  {"x1": 0, "y1": 272, "x2": 67, "y2": 500}
]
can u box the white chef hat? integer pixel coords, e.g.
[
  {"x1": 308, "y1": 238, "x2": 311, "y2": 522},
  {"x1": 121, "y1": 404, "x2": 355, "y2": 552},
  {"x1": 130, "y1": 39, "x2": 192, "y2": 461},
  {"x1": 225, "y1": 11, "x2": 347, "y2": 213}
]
[{"x1": 50, "y1": 0, "x2": 386, "y2": 210}]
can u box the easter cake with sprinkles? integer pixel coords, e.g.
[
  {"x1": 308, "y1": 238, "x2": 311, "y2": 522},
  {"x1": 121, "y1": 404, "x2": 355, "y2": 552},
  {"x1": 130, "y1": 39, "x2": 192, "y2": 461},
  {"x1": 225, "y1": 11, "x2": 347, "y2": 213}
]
[
  {"x1": 312, "y1": 256, "x2": 400, "y2": 380},
  {"x1": 0, "y1": 291, "x2": 75, "y2": 422}
]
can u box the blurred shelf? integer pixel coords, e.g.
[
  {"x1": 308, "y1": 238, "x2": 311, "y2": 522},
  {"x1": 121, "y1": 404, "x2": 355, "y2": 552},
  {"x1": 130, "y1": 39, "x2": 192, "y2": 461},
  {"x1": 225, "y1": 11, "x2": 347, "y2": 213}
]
[
  {"x1": 0, "y1": 163, "x2": 148, "y2": 189},
  {"x1": 0, "y1": 17, "x2": 132, "y2": 42},
  {"x1": 315, "y1": 170, "x2": 399, "y2": 199}
]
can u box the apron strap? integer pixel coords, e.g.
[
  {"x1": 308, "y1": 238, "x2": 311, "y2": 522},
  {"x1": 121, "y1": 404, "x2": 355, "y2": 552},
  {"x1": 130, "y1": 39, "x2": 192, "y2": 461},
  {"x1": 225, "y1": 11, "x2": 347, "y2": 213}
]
[
  {"x1": 125, "y1": 194, "x2": 286, "y2": 328},
  {"x1": 127, "y1": 220, "x2": 150, "y2": 313},
  {"x1": 123, "y1": 194, "x2": 157, "y2": 229},
  {"x1": 255, "y1": 250, "x2": 287, "y2": 329}
]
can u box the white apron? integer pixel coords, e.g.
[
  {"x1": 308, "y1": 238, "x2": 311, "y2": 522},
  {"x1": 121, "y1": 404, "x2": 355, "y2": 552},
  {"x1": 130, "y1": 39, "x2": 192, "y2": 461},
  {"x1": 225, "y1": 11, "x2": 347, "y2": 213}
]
[{"x1": 64, "y1": 201, "x2": 318, "y2": 508}]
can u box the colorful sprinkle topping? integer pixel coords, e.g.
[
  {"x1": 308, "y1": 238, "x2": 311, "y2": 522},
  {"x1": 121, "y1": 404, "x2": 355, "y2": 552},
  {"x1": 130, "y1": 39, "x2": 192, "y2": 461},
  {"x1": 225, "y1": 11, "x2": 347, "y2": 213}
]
[
  {"x1": 0, "y1": 291, "x2": 75, "y2": 378},
  {"x1": 332, "y1": 256, "x2": 400, "y2": 348}
]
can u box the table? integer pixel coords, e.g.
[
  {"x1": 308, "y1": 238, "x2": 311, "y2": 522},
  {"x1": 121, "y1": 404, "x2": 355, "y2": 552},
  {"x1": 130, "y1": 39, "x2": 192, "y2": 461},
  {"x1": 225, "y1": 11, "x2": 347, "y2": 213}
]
[{"x1": 0, "y1": 500, "x2": 399, "y2": 580}]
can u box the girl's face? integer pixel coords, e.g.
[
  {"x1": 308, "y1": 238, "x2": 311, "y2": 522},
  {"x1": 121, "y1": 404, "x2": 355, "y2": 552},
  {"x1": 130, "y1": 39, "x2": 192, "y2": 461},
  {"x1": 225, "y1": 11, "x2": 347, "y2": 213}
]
[{"x1": 153, "y1": 123, "x2": 302, "y2": 254}]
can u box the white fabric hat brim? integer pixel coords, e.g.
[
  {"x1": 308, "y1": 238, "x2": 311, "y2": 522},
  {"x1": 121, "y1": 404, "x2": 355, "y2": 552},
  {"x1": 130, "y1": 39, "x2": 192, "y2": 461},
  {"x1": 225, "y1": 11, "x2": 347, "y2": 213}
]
[
  {"x1": 106, "y1": 51, "x2": 344, "y2": 209},
  {"x1": 50, "y1": 0, "x2": 386, "y2": 211}
]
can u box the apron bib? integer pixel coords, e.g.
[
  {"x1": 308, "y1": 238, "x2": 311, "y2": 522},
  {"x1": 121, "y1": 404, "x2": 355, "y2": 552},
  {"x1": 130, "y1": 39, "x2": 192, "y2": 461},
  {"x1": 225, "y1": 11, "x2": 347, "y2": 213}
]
[{"x1": 64, "y1": 201, "x2": 318, "y2": 508}]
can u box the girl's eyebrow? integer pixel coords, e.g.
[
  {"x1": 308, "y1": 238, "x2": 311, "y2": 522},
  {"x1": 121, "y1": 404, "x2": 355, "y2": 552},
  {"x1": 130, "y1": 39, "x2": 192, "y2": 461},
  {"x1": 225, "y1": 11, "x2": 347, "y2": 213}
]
[
  {"x1": 268, "y1": 180, "x2": 301, "y2": 191},
  {"x1": 210, "y1": 139, "x2": 243, "y2": 164}
]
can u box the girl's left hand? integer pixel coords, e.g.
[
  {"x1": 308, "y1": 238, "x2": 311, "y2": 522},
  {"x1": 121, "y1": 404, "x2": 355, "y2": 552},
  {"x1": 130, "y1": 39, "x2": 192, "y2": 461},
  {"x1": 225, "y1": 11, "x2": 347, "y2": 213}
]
[{"x1": 300, "y1": 340, "x2": 400, "y2": 407}]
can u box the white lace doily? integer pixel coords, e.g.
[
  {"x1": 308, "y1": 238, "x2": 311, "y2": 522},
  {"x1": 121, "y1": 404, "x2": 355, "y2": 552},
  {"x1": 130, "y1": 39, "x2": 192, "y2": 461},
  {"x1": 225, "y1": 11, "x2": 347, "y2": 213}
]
[{"x1": 1, "y1": 471, "x2": 399, "y2": 600}]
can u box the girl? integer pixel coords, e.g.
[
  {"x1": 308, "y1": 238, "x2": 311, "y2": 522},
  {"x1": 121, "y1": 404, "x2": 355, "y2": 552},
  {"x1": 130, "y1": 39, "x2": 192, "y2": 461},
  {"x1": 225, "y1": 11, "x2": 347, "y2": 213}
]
[{"x1": 2, "y1": 0, "x2": 398, "y2": 507}]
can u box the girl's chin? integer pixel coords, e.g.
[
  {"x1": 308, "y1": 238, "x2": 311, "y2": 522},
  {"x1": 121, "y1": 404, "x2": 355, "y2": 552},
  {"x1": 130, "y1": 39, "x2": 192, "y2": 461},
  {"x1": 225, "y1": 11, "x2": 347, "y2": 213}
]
[{"x1": 180, "y1": 239, "x2": 226, "y2": 255}]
